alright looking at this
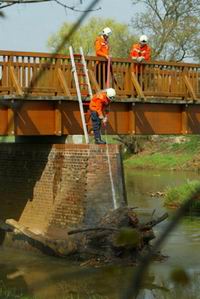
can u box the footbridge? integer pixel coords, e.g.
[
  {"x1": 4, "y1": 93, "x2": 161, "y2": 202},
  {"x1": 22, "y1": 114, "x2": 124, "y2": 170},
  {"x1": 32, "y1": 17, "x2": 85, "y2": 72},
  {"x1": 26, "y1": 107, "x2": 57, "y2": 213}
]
[
  {"x1": 1, "y1": 50, "x2": 200, "y2": 247},
  {"x1": 0, "y1": 50, "x2": 200, "y2": 136}
]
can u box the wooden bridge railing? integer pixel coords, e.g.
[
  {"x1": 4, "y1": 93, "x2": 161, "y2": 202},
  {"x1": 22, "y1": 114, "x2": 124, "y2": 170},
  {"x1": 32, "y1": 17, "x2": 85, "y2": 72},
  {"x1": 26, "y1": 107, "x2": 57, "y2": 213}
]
[{"x1": 0, "y1": 50, "x2": 199, "y2": 100}]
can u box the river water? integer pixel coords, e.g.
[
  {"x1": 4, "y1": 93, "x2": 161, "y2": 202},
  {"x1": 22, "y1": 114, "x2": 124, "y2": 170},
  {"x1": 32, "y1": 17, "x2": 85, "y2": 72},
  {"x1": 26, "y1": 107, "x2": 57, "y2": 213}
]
[{"x1": 1, "y1": 169, "x2": 200, "y2": 299}]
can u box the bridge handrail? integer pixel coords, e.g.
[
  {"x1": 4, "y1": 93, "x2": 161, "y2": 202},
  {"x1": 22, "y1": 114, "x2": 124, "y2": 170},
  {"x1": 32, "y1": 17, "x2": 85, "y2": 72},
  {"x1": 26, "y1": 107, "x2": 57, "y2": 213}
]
[
  {"x1": 0, "y1": 50, "x2": 199, "y2": 100},
  {"x1": 0, "y1": 50, "x2": 200, "y2": 68}
]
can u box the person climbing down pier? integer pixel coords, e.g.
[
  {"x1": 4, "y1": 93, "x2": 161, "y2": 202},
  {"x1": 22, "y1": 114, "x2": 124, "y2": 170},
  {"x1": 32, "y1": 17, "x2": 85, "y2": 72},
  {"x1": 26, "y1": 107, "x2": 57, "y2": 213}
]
[{"x1": 89, "y1": 88, "x2": 116, "y2": 144}]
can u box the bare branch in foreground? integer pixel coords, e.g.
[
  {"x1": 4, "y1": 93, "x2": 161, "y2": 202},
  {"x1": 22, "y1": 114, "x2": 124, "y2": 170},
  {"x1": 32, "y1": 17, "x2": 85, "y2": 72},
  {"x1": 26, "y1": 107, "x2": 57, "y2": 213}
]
[{"x1": 0, "y1": 0, "x2": 101, "y2": 11}]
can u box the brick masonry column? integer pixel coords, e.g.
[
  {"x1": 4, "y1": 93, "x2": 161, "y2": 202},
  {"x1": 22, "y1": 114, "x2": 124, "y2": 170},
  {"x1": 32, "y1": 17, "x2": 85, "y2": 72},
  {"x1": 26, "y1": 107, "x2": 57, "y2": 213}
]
[
  {"x1": 83, "y1": 144, "x2": 127, "y2": 225},
  {"x1": 0, "y1": 143, "x2": 127, "y2": 235}
]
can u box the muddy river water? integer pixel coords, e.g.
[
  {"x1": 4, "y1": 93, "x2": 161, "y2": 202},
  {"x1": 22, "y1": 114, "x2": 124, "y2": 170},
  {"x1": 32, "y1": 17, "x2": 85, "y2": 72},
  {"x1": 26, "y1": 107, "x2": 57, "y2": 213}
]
[{"x1": 0, "y1": 169, "x2": 200, "y2": 299}]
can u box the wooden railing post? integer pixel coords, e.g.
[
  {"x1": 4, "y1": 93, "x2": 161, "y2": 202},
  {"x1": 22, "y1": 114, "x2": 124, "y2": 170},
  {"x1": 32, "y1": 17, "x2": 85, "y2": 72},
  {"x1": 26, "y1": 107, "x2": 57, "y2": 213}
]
[
  {"x1": 10, "y1": 66, "x2": 23, "y2": 96},
  {"x1": 183, "y1": 75, "x2": 197, "y2": 101},
  {"x1": 56, "y1": 57, "x2": 72, "y2": 98},
  {"x1": 131, "y1": 71, "x2": 146, "y2": 100},
  {"x1": 8, "y1": 55, "x2": 13, "y2": 94},
  {"x1": 88, "y1": 69, "x2": 100, "y2": 93}
]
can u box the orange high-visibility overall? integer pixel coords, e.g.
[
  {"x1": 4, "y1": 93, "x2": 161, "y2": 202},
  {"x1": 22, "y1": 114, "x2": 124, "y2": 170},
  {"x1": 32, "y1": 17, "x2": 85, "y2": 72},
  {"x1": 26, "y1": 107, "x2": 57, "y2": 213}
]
[
  {"x1": 130, "y1": 43, "x2": 151, "y2": 77},
  {"x1": 130, "y1": 43, "x2": 151, "y2": 61},
  {"x1": 95, "y1": 35, "x2": 110, "y2": 59},
  {"x1": 89, "y1": 91, "x2": 110, "y2": 118},
  {"x1": 89, "y1": 91, "x2": 110, "y2": 141},
  {"x1": 95, "y1": 36, "x2": 110, "y2": 88}
]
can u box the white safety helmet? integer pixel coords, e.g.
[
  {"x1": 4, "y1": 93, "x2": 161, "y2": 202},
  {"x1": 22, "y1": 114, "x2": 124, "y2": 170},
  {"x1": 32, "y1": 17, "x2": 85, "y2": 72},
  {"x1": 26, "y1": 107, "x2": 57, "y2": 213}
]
[
  {"x1": 102, "y1": 27, "x2": 112, "y2": 37},
  {"x1": 106, "y1": 88, "x2": 116, "y2": 100},
  {"x1": 140, "y1": 34, "x2": 148, "y2": 44}
]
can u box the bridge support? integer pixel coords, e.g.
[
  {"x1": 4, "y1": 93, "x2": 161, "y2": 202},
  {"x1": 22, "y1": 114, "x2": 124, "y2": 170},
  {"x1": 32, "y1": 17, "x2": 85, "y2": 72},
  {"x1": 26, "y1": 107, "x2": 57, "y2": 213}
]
[{"x1": 0, "y1": 143, "x2": 126, "y2": 242}]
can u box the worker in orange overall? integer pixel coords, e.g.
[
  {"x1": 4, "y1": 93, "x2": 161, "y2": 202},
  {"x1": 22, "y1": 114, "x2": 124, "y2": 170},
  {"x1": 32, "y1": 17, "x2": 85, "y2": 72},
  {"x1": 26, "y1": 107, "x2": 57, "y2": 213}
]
[
  {"x1": 89, "y1": 88, "x2": 116, "y2": 144},
  {"x1": 130, "y1": 35, "x2": 151, "y2": 89},
  {"x1": 95, "y1": 27, "x2": 112, "y2": 87},
  {"x1": 130, "y1": 35, "x2": 151, "y2": 63}
]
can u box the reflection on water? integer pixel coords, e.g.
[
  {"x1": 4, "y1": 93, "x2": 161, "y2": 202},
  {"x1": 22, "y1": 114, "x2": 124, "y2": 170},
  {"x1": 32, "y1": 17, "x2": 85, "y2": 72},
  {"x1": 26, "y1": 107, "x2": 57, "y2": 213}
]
[{"x1": 0, "y1": 169, "x2": 200, "y2": 298}]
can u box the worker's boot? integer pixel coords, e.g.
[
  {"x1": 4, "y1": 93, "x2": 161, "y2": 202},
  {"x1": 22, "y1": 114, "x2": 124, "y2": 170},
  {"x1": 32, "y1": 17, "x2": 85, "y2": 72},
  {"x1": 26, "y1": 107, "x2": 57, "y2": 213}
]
[{"x1": 95, "y1": 138, "x2": 106, "y2": 144}]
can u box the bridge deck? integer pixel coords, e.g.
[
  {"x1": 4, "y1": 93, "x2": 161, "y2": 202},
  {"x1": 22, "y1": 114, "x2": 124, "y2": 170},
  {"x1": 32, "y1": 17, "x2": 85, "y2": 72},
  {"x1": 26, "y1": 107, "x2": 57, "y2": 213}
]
[{"x1": 0, "y1": 50, "x2": 200, "y2": 136}]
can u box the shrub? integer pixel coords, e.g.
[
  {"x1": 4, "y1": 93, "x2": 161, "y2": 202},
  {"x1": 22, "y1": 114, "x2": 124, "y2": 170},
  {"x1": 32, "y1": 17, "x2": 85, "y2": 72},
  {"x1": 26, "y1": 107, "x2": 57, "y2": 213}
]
[{"x1": 164, "y1": 180, "x2": 200, "y2": 212}]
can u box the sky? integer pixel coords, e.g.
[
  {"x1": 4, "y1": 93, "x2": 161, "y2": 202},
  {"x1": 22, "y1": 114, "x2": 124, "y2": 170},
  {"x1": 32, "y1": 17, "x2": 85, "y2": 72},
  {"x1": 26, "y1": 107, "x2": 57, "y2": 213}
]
[{"x1": 0, "y1": 0, "x2": 138, "y2": 53}]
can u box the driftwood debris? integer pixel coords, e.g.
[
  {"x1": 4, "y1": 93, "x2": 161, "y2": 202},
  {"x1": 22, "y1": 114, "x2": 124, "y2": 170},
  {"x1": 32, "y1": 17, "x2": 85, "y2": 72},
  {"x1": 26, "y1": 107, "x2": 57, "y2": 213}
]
[
  {"x1": 0, "y1": 207, "x2": 168, "y2": 264},
  {"x1": 76, "y1": 207, "x2": 168, "y2": 263}
]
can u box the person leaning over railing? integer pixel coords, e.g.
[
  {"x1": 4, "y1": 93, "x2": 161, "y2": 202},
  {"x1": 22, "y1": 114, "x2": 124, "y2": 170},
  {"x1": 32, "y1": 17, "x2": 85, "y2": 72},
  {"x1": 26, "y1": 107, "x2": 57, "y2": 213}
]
[
  {"x1": 130, "y1": 35, "x2": 151, "y2": 89},
  {"x1": 94, "y1": 27, "x2": 112, "y2": 88},
  {"x1": 130, "y1": 35, "x2": 151, "y2": 63},
  {"x1": 89, "y1": 88, "x2": 116, "y2": 144}
]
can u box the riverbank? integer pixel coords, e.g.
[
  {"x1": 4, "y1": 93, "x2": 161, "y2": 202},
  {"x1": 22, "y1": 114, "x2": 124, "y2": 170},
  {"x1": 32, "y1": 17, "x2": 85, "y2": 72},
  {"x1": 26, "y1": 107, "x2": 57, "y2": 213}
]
[{"x1": 124, "y1": 135, "x2": 200, "y2": 171}]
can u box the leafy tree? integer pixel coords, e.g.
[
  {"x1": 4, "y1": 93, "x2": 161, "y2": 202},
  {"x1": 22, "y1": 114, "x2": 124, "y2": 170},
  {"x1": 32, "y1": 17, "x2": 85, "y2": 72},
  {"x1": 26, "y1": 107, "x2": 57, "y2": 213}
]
[
  {"x1": 47, "y1": 17, "x2": 137, "y2": 58},
  {"x1": 193, "y1": 40, "x2": 200, "y2": 62},
  {"x1": 131, "y1": 0, "x2": 200, "y2": 62}
]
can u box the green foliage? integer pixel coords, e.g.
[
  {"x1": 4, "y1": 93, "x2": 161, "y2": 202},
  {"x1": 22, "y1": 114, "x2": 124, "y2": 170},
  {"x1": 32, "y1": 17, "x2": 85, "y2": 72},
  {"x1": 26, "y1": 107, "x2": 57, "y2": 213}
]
[
  {"x1": 125, "y1": 153, "x2": 191, "y2": 170},
  {"x1": 170, "y1": 267, "x2": 190, "y2": 286},
  {"x1": 170, "y1": 136, "x2": 200, "y2": 153},
  {"x1": 124, "y1": 135, "x2": 200, "y2": 170},
  {"x1": 47, "y1": 17, "x2": 136, "y2": 58},
  {"x1": 164, "y1": 180, "x2": 200, "y2": 211},
  {"x1": 0, "y1": 282, "x2": 32, "y2": 299},
  {"x1": 117, "y1": 135, "x2": 150, "y2": 158},
  {"x1": 0, "y1": 136, "x2": 15, "y2": 143},
  {"x1": 115, "y1": 227, "x2": 141, "y2": 248},
  {"x1": 60, "y1": 295, "x2": 108, "y2": 299},
  {"x1": 160, "y1": 272, "x2": 200, "y2": 299}
]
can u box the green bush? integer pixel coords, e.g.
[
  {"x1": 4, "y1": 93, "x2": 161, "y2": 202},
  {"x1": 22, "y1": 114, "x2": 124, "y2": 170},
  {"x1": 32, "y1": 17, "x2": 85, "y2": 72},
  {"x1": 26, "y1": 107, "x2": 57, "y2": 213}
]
[{"x1": 164, "y1": 180, "x2": 200, "y2": 212}]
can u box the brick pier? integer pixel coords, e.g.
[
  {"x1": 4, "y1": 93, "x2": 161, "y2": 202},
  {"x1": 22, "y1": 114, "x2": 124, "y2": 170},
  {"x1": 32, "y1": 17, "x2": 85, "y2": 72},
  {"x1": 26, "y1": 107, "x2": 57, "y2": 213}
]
[{"x1": 0, "y1": 143, "x2": 126, "y2": 236}]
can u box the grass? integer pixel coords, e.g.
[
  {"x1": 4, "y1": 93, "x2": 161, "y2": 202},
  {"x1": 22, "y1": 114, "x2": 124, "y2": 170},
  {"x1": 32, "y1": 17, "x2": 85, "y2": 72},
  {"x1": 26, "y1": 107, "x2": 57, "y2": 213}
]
[
  {"x1": 170, "y1": 135, "x2": 200, "y2": 153},
  {"x1": 0, "y1": 282, "x2": 108, "y2": 299},
  {"x1": 164, "y1": 180, "x2": 200, "y2": 211},
  {"x1": 0, "y1": 136, "x2": 15, "y2": 143},
  {"x1": 124, "y1": 135, "x2": 200, "y2": 170},
  {"x1": 125, "y1": 153, "x2": 192, "y2": 170},
  {"x1": 0, "y1": 285, "x2": 32, "y2": 299}
]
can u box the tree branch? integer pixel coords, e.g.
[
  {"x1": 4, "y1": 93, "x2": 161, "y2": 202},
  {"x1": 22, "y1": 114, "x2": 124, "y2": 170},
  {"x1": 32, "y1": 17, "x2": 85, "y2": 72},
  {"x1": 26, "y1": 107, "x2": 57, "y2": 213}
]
[
  {"x1": 0, "y1": 0, "x2": 101, "y2": 11},
  {"x1": 54, "y1": 0, "x2": 101, "y2": 12}
]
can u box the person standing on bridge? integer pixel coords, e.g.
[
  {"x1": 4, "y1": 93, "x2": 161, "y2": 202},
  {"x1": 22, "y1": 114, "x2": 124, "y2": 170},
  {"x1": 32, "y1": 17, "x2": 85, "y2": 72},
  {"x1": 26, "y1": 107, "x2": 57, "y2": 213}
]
[
  {"x1": 95, "y1": 27, "x2": 112, "y2": 88},
  {"x1": 130, "y1": 35, "x2": 151, "y2": 89},
  {"x1": 89, "y1": 88, "x2": 116, "y2": 144},
  {"x1": 130, "y1": 35, "x2": 151, "y2": 63}
]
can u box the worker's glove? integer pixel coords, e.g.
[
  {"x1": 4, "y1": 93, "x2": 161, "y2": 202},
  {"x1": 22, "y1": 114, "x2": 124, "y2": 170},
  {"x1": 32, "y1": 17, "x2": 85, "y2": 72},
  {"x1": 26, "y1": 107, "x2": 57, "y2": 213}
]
[
  {"x1": 102, "y1": 116, "x2": 108, "y2": 127},
  {"x1": 132, "y1": 57, "x2": 137, "y2": 61},
  {"x1": 103, "y1": 116, "x2": 108, "y2": 124},
  {"x1": 137, "y1": 56, "x2": 145, "y2": 63}
]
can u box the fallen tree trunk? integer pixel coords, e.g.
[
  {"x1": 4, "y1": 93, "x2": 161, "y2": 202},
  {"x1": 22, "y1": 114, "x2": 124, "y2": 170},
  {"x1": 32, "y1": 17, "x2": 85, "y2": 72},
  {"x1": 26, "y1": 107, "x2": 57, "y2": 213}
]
[
  {"x1": 0, "y1": 207, "x2": 168, "y2": 264},
  {"x1": 139, "y1": 212, "x2": 168, "y2": 230}
]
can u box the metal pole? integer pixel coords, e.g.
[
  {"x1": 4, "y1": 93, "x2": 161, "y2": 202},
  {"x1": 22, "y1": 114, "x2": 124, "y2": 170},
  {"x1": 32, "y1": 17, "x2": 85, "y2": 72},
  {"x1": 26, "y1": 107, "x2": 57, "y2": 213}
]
[
  {"x1": 106, "y1": 57, "x2": 111, "y2": 88},
  {"x1": 80, "y1": 47, "x2": 93, "y2": 99},
  {"x1": 69, "y1": 46, "x2": 89, "y2": 144}
]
